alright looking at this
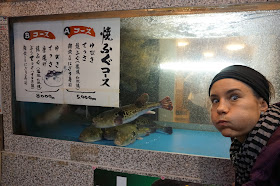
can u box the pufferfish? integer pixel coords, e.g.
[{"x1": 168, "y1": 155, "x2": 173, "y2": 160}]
[
  {"x1": 79, "y1": 116, "x2": 173, "y2": 146},
  {"x1": 92, "y1": 93, "x2": 173, "y2": 128}
]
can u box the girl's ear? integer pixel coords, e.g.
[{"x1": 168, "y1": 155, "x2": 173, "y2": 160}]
[{"x1": 259, "y1": 98, "x2": 268, "y2": 113}]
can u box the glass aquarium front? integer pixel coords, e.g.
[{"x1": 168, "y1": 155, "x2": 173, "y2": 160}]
[{"x1": 11, "y1": 8, "x2": 280, "y2": 159}]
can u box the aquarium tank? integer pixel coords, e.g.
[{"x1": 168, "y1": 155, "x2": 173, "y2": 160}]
[{"x1": 10, "y1": 9, "x2": 280, "y2": 159}]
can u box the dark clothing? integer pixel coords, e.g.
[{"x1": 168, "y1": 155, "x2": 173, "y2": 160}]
[
  {"x1": 244, "y1": 126, "x2": 280, "y2": 186},
  {"x1": 230, "y1": 104, "x2": 280, "y2": 185}
]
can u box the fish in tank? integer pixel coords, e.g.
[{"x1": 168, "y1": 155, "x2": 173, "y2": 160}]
[
  {"x1": 91, "y1": 93, "x2": 173, "y2": 128},
  {"x1": 79, "y1": 115, "x2": 173, "y2": 146}
]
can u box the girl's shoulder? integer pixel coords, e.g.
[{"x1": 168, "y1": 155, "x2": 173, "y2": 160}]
[
  {"x1": 248, "y1": 127, "x2": 280, "y2": 185},
  {"x1": 267, "y1": 126, "x2": 280, "y2": 146}
]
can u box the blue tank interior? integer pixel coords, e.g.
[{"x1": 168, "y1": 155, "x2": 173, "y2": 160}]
[{"x1": 27, "y1": 121, "x2": 231, "y2": 158}]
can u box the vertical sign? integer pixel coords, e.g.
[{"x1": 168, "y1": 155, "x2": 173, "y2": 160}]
[
  {"x1": 14, "y1": 18, "x2": 120, "y2": 107},
  {"x1": 0, "y1": 17, "x2": 8, "y2": 31},
  {"x1": 0, "y1": 72, "x2": 2, "y2": 114}
]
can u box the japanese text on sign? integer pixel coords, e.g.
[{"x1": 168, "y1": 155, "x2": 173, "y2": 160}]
[{"x1": 14, "y1": 18, "x2": 120, "y2": 107}]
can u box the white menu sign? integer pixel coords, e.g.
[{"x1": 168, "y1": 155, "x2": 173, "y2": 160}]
[{"x1": 14, "y1": 18, "x2": 120, "y2": 107}]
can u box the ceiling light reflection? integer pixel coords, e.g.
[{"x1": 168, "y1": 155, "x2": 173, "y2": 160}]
[
  {"x1": 177, "y1": 42, "x2": 189, "y2": 47},
  {"x1": 226, "y1": 44, "x2": 245, "y2": 51},
  {"x1": 203, "y1": 52, "x2": 214, "y2": 57}
]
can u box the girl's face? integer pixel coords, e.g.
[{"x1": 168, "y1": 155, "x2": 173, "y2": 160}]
[{"x1": 209, "y1": 78, "x2": 268, "y2": 142}]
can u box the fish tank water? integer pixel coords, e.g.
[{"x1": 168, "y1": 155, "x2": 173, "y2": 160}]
[{"x1": 11, "y1": 9, "x2": 280, "y2": 159}]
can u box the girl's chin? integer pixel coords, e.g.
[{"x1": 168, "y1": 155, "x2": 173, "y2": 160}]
[
  {"x1": 222, "y1": 133, "x2": 232, "y2": 138},
  {"x1": 220, "y1": 129, "x2": 234, "y2": 138},
  {"x1": 221, "y1": 130, "x2": 246, "y2": 142}
]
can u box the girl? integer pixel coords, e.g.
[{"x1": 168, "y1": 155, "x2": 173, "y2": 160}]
[{"x1": 208, "y1": 65, "x2": 280, "y2": 186}]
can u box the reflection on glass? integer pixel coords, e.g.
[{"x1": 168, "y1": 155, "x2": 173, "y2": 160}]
[{"x1": 13, "y1": 9, "x2": 280, "y2": 158}]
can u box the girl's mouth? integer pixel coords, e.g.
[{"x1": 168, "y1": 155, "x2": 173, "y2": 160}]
[{"x1": 217, "y1": 120, "x2": 229, "y2": 127}]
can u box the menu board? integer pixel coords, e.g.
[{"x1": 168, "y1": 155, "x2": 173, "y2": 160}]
[{"x1": 14, "y1": 18, "x2": 120, "y2": 107}]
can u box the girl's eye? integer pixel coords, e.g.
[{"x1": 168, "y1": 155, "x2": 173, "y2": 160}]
[
  {"x1": 230, "y1": 95, "x2": 239, "y2": 101},
  {"x1": 211, "y1": 98, "x2": 219, "y2": 104}
]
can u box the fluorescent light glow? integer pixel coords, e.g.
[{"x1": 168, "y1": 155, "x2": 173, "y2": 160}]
[
  {"x1": 177, "y1": 42, "x2": 189, "y2": 47},
  {"x1": 160, "y1": 61, "x2": 240, "y2": 72},
  {"x1": 203, "y1": 52, "x2": 214, "y2": 57},
  {"x1": 226, "y1": 44, "x2": 245, "y2": 51}
]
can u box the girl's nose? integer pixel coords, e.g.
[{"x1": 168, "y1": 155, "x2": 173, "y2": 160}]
[{"x1": 216, "y1": 99, "x2": 229, "y2": 115}]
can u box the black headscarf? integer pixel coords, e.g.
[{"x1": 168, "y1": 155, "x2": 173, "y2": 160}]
[{"x1": 208, "y1": 65, "x2": 270, "y2": 104}]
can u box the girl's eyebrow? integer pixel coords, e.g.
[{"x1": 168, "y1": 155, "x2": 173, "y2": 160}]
[
  {"x1": 209, "y1": 94, "x2": 218, "y2": 99},
  {"x1": 226, "y1": 88, "x2": 241, "y2": 94},
  {"x1": 210, "y1": 88, "x2": 241, "y2": 98}
]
